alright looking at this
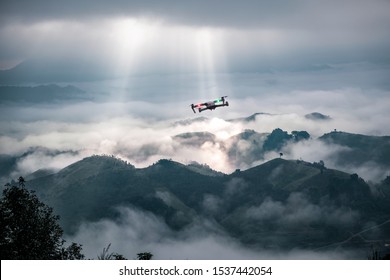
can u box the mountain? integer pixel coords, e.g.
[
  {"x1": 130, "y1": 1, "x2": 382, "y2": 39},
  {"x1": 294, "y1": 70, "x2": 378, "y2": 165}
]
[
  {"x1": 172, "y1": 128, "x2": 310, "y2": 167},
  {"x1": 319, "y1": 131, "x2": 390, "y2": 167},
  {"x1": 173, "y1": 132, "x2": 217, "y2": 147},
  {"x1": 2, "y1": 126, "x2": 388, "y2": 186},
  {"x1": 305, "y1": 112, "x2": 331, "y2": 121},
  {"x1": 22, "y1": 155, "x2": 390, "y2": 255},
  {"x1": 228, "y1": 112, "x2": 272, "y2": 123},
  {"x1": 0, "y1": 59, "x2": 110, "y2": 84},
  {"x1": 0, "y1": 147, "x2": 78, "y2": 182},
  {"x1": 225, "y1": 129, "x2": 269, "y2": 166},
  {"x1": 173, "y1": 117, "x2": 209, "y2": 126},
  {"x1": 221, "y1": 159, "x2": 384, "y2": 249},
  {"x1": 26, "y1": 156, "x2": 203, "y2": 233},
  {"x1": 0, "y1": 154, "x2": 17, "y2": 181},
  {"x1": 170, "y1": 125, "x2": 388, "y2": 182},
  {"x1": 0, "y1": 84, "x2": 86, "y2": 103}
]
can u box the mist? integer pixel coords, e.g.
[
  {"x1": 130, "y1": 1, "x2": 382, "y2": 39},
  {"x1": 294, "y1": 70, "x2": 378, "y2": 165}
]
[
  {"x1": 67, "y1": 206, "x2": 361, "y2": 260},
  {"x1": 1, "y1": 81, "x2": 389, "y2": 181}
]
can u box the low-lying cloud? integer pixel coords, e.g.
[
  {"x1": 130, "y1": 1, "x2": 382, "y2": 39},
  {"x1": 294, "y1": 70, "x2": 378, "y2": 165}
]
[
  {"x1": 67, "y1": 206, "x2": 360, "y2": 260},
  {"x1": 1, "y1": 84, "x2": 389, "y2": 182},
  {"x1": 246, "y1": 193, "x2": 359, "y2": 228}
]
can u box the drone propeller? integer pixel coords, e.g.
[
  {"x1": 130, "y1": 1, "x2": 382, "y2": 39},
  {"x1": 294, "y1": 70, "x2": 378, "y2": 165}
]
[{"x1": 214, "y1": 96, "x2": 228, "y2": 103}]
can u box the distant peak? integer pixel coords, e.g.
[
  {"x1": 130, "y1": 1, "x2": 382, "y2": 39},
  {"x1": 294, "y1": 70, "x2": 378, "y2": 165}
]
[
  {"x1": 75, "y1": 154, "x2": 135, "y2": 169},
  {"x1": 305, "y1": 112, "x2": 331, "y2": 121},
  {"x1": 173, "y1": 117, "x2": 208, "y2": 126},
  {"x1": 228, "y1": 112, "x2": 272, "y2": 123}
]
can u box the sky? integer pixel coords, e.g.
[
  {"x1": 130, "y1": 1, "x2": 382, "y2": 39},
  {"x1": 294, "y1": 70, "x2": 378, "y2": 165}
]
[
  {"x1": 1, "y1": 0, "x2": 390, "y2": 174},
  {"x1": 1, "y1": 0, "x2": 390, "y2": 73}
]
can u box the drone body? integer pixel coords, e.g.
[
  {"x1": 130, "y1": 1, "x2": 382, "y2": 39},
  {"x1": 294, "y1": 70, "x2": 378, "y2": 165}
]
[{"x1": 191, "y1": 96, "x2": 229, "y2": 113}]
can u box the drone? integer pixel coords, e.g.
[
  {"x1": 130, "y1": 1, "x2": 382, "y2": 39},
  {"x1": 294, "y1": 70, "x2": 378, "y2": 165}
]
[{"x1": 191, "y1": 96, "x2": 229, "y2": 113}]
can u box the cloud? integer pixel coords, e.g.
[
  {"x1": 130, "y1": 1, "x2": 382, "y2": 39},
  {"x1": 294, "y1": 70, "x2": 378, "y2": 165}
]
[
  {"x1": 11, "y1": 148, "x2": 85, "y2": 178},
  {"x1": 1, "y1": 85, "x2": 389, "y2": 181},
  {"x1": 1, "y1": 0, "x2": 390, "y2": 32},
  {"x1": 281, "y1": 139, "x2": 389, "y2": 182},
  {"x1": 67, "y1": 206, "x2": 360, "y2": 259},
  {"x1": 1, "y1": 0, "x2": 390, "y2": 75},
  {"x1": 246, "y1": 192, "x2": 360, "y2": 228},
  {"x1": 67, "y1": 206, "x2": 255, "y2": 260},
  {"x1": 201, "y1": 178, "x2": 249, "y2": 217}
]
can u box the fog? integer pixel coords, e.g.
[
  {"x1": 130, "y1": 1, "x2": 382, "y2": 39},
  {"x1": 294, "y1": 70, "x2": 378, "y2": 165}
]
[
  {"x1": 67, "y1": 206, "x2": 361, "y2": 260},
  {"x1": 1, "y1": 81, "x2": 389, "y2": 181},
  {"x1": 246, "y1": 192, "x2": 359, "y2": 227}
]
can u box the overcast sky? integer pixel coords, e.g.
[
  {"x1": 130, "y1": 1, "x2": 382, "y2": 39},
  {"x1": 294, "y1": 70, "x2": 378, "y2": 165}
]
[{"x1": 1, "y1": 0, "x2": 389, "y2": 72}]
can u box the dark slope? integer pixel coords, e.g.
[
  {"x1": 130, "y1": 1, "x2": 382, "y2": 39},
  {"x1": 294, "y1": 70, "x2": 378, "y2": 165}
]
[
  {"x1": 218, "y1": 159, "x2": 386, "y2": 249},
  {"x1": 171, "y1": 128, "x2": 310, "y2": 168},
  {"x1": 139, "y1": 159, "x2": 226, "y2": 210},
  {"x1": 227, "y1": 112, "x2": 272, "y2": 123},
  {"x1": 27, "y1": 156, "x2": 198, "y2": 233},
  {"x1": 225, "y1": 129, "x2": 269, "y2": 166},
  {"x1": 0, "y1": 84, "x2": 86, "y2": 103},
  {"x1": 237, "y1": 158, "x2": 370, "y2": 200},
  {"x1": 319, "y1": 131, "x2": 390, "y2": 166},
  {"x1": 173, "y1": 132, "x2": 217, "y2": 146},
  {"x1": 24, "y1": 156, "x2": 389, "y2": 253}
]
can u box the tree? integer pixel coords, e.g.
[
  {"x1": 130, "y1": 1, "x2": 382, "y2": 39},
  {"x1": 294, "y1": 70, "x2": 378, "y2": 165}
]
[
  {"x1": 0, "y1": 177, "x2": 84, "y2": 259},
  {"x1": 59, "y1": 242, "x2": 85, "y2": 260},
  {"x1": 313, "y1": 160, "x2": 325, "y2": 174},
  {"x1": 318, "y1": 160, "x2": 325, "y2": 174},
  {"x1": 137, "y1": 252, "x2": 153, "y2": 260}
]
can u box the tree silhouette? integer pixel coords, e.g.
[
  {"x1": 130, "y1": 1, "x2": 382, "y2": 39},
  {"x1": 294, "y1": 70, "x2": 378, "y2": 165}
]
[
  {"x1": 319, "y1": 160, "x2": 325, "y2": 174},
  {"x1": 59, "y1": 242, "x2": 85, "y2": 260},
  {"x1": 0, "y1": 177, "x2": 84, "y2": 259},
  {"x1": 18, "y1": 176, "x2": 25, "y2": 187},
  {"x1": 137, "y1": 252, "x2": 153, "y2": 260}
]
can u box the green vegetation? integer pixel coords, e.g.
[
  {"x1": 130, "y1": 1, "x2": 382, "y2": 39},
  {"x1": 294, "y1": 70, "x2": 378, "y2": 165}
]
[
  {"x1": 0, "y1": 177, "x2": 84, "y2": 260},
  {"x1": 19, "y1": 155, "x2": 390, "y2": 256},
  {"x1": 97, "y1": 244, "x2": 127, "y2": 260},
  {"x1": 320, "y1": 131, "x2": 390, "y2": 166},
  {"x1": 137, "y1": 252, "x2": 153, "y2": 260},
  {"x1": 2, "y1": 154, "x2": 389, "y2": 259}
]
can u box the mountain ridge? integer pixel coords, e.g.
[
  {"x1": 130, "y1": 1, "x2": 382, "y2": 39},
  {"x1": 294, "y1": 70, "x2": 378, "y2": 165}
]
[
  {"x1": 20, "y1": 154, "x2": 390, "y2": 255},
  {"x1": 0, "y1": 84, "x2": 87, "y2": 103}
]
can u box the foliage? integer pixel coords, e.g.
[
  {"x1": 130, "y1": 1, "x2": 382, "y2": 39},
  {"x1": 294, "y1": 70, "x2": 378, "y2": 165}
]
[
  {"x1": 96, "y1": 244, "x2": 152, "y2": 260},
  {"x1": 383, "y1": 176, "x2": 390, "y2": 185},
  {"x1": 0, "y1": 177, "x2": 84, "y2": 260},
  {"x1": 22, "y1": 155, "x2": 390, "y2": 256},
  {"x1": 368, "y1": 247, "x2": 390, "y2": 260},
  {"x1": 263, "y1": 128, "x2": 292, "y2": 151},
  {"x1": 97, "y1": 243, "x2": 127, "y2": 260},
  {"x1": 313, "y1": 160, "x2": 326, "y2": 173},
  {"x1": 137, "y1": 252, "x2": 153, "y2": 260},
  {"x1": 59, "y1": 242, "x2": 85, "y2": 260},
  {"x1": 291, "y1": 130, "x2": 310, "y2": 141}
]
